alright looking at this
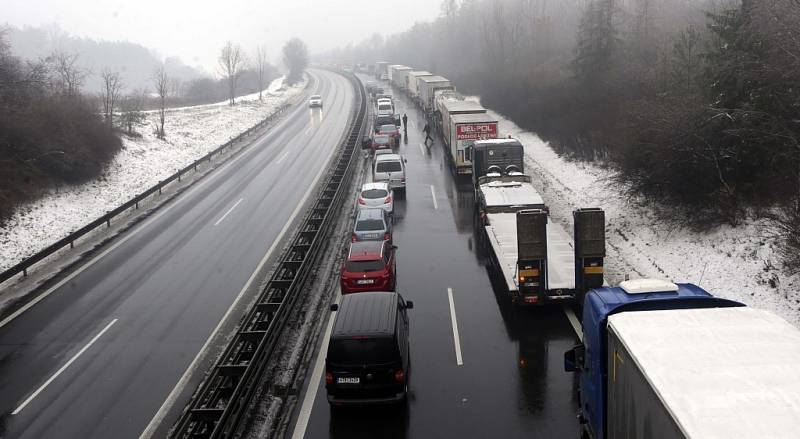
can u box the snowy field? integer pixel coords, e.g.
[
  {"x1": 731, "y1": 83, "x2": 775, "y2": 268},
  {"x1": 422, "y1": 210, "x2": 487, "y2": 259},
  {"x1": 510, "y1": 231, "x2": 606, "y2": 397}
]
[
  {"x1": 476, "y1": 103, "x2": 800, "y2": 327},
  {"x1": 0, "y1": 76, "x2": 307, "y2": 272}
]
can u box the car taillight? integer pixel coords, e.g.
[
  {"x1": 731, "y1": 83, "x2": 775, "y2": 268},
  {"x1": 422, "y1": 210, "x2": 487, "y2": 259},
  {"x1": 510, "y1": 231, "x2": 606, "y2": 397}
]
[
  {"x1": 358, "y1": 197, "x2": 366, "y2": 205},
  {"x1": 326, "y1": 371, "x2": 333, "y2": 385},
  {"x1": 351, "y1": 233, "x2": 357, "y2": 242},
  {"x1": 384, "y1": 232, "x2": 390, "y2": 241},
  {"x1": 384, "y1": 195, "x2": 392, "y2": 203},
  {"x1": 394, "y1": 369, "x2": 405, "y2": 384},
  {"x1": 401, "y1": 177, "x2": 405, "y2": 183}
]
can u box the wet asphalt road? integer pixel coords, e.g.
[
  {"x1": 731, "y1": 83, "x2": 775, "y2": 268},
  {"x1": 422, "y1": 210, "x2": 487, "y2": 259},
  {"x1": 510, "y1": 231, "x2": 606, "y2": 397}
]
[
  {"x1": 0, "y1": 70, "x2": 353, "y2": 438},
  {"x1": 293, "y1": 76, "x2": 581, "y2": 438}
]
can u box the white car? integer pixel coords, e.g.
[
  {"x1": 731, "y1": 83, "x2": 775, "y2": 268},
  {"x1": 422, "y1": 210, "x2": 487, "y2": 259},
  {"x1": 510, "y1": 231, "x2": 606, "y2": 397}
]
[
  {"x1": 357, "y1": 182, "x2": 394, "y2": 214},
  {"x1": 373, "y1": 154, "x2": 406, "y2": 197},
  {"x1": 309, "y1": 94, "x2": 323, "y2": 107}
]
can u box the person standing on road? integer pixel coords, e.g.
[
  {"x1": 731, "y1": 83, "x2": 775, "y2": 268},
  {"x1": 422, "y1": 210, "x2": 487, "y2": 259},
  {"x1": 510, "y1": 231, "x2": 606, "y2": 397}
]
[
  {"x1": 402, "y1": 113, "x2": 408, "y2": 132},
  {"x1": 423, "y1": 122, "x2": 433, "y2": 145}
]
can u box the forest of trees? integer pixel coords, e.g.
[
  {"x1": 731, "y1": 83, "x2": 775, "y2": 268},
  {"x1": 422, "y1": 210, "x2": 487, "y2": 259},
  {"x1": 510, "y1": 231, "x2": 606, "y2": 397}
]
[{"x1": 329, "y1": 0, "x2": 800, "y2": 269}]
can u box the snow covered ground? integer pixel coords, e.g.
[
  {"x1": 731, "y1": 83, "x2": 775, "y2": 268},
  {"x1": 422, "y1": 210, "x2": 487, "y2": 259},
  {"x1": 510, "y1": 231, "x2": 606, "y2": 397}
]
[
  {"x1": 476, "y1": 103, "x2": 800, "y2": 327},
  {"x1": 0, "y1": 75, "x2": 307, "y2": 272}
]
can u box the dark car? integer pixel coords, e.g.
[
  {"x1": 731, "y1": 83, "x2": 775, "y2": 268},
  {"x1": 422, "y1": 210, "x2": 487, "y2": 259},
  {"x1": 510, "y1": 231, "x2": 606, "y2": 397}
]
[
  {"x1": 340, "y1": 241, "x2": 397, "y2": 294},
  {"x1": 326, "y1": 291, "x2": 413, "y2": 406}
]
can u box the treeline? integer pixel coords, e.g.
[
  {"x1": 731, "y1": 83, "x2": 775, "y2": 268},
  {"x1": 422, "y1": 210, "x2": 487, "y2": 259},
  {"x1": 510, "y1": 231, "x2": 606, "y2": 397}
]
[
  {"x1": 331, "y1": 0, "x2": 800, "y2": 269},
  {"x1": 0, "y1": 30, "x2": 121, "y2": 221}
]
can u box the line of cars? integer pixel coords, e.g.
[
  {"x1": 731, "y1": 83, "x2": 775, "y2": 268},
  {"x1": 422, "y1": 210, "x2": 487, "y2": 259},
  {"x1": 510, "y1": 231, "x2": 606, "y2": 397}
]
[{"x1": 324, "y1": 91, "x2": 412, "y2": 407}]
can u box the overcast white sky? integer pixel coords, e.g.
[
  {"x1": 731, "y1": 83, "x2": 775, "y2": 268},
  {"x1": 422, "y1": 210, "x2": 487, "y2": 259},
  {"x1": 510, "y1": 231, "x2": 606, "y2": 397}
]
[{"x1": 3, "y1": 0, "x2": 438, "y2": 72}]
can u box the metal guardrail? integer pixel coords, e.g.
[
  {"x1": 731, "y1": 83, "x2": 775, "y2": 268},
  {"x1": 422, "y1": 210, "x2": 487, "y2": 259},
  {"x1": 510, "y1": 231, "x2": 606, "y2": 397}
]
[
  {"x1": 169, "y1": 71, "x2": 367, "y2": 439},
  {"x1": 0, "y1": 84, "x2": 311, "y2": 285}
]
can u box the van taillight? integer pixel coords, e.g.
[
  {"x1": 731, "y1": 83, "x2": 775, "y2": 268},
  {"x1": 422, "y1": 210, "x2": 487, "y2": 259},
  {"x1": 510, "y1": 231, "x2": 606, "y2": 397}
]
[
  {"x1": 358, "y1": 197, "x2": 366, "y2": 205},
  {"x1": 383, "y1": 233, "x2": 390, "y2": 241},
  {"x1": 384, "y1": 195, "x2": 392, "y2": 203},
  {"x1": 394, "y1": 369, "x2": 405, "y2": 384},
  {"x1": 401, "y1": 177, "x2": 405, "y2": 183},
  {"x1": 352, "y1": 233, "x2": 357, "y2": 242},
  {"x1": 326, "y1": 371, "x2": 333, "y2": 385}
]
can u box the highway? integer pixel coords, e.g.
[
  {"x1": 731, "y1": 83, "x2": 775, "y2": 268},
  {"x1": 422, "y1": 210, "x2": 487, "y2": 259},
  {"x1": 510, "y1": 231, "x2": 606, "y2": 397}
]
[
  {"x1": 290, "y1": 76, "x2": 582, "y2": 438},
  {"x1": 0, "y1": 69, "x2": 354, "y2": 438}
]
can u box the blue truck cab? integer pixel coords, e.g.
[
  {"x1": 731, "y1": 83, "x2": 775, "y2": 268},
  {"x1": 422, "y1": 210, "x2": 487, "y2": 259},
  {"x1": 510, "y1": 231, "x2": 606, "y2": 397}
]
[{"x1": 564, "y1": 279, "x2": 744, "y2": 439}]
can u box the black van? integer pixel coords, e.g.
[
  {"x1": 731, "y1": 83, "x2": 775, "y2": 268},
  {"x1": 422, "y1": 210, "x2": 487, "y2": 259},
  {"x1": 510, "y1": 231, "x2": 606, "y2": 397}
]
[{"x1": 326, "y1": 291, "x2": 413, "y2": 405}]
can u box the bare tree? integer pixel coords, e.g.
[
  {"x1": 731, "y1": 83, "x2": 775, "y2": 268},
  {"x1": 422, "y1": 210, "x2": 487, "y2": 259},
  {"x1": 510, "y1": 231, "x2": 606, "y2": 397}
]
[
  {"x1": 282, "y1": 38, "x2": 309, "y2": 85},
  {"x1": 120, "y1": 91, "x2": 145, "y2": 136},
  {"x1": 152, "y1": 65, "x2": 170, "y2": 139},
  {"x1": 254, "y1": 45, "x2": 268, "y2": 101},
  {"x1": 100, "y1": 68, "x2": 123, "y2": 128},
  {"x1": 218, "y1": 41, "x2": 247, "y2": 106},
  {"x1": 48, "y1": 51, "x2": 87, "y2": 98}
]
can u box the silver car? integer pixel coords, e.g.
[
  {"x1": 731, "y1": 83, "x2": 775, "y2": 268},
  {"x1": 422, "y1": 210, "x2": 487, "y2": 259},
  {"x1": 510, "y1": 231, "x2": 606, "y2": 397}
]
[
  {"x1": 309, "y1": 94, "x2": 323, "y2": 107},
  {"x1": 352, "y1": 208, "x2": 392, "y2": 243},
  {"x1": 357, "y1": 182, "x2": 394, "y2": 214},
  {"x1": 373, "y1": 154, "x2": 407, "y2": 197}
]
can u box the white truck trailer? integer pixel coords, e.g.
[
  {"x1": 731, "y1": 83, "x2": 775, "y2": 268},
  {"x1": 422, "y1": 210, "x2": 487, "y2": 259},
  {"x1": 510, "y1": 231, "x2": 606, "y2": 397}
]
[
  {"x1": 390, "y1": 66, "x2": 413, "y2": 90},
  {"x1": 437, "y1": 99, "x2": 486, "y2": 136},
  {"x1": 386, "y1": 64, "x2": 403, "y2": 82},
  {"x1": 374, "y1": 61, "x2": 389, "y2": 79},
  {"x1": 417, "y1": 76, "x2": 454, "y2": 114},
  {"x1": 406, "y1": 71, "x2": 433, "y2": 100},
  {"x1": 473, "y1": 139, "x2": 605, "y2": 305},
  {"x1": 444, "y1": 113, "x2": 498, "y2": 175}
]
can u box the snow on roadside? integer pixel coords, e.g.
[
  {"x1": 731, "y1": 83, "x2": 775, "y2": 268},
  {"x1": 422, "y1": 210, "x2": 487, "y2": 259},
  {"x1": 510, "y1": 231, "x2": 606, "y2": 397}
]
[
  {"x1": 475, "y1": 101, "x2": 800, "y2": 327},
  {"x1": 0, "y1": 75, "x2": 307, "y2": 271}
]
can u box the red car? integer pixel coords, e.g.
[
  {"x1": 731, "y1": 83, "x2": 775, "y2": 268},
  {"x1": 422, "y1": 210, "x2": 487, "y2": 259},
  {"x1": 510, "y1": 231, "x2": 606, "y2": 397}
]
[
  {"x1": 340, "y1": 241, "x2": 397, "y2": 294},
  {"x1": 378, "y1": 124, "x2": 402, "y2": 144},
  {"x1": 371, "y1": 134, "x2": 394, "y2": 152}
]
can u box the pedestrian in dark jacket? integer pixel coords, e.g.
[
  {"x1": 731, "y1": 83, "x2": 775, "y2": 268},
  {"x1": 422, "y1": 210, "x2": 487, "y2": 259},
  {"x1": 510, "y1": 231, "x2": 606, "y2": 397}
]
[
  {"x1": 423, "y1": 122, "x2": 433, "y2": 144},
  {"x1": 402, "y1": 113, "x2": 408, "y2": 132}
]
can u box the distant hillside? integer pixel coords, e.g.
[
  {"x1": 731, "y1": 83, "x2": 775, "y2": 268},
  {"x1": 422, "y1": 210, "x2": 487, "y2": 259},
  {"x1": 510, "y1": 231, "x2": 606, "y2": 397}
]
[{"x1": 5, "y1": 24, "x2": 206, "y2": 92}]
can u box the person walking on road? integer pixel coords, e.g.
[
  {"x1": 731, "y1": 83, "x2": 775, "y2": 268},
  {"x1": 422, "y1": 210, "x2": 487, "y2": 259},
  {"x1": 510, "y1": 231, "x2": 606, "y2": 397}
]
[
  {"x1": 402, "y1": 113, "x2": 408, "y2": 132},
  {"x1": 423, "y1": 122, "x2": 433, "y2": 145}
]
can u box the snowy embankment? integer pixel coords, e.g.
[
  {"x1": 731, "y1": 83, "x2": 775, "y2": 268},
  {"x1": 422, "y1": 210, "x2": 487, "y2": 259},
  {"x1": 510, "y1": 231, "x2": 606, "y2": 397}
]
[
  {"x1": 477, "y1": 102, "x2": 800, "y2": 327},
  {"x1": 0, "y1": 76, "x2": 307, "y2": 271}
]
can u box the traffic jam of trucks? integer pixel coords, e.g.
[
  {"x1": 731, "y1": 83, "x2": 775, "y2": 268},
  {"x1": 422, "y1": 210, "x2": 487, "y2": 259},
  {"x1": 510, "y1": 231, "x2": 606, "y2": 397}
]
[{"x1": 331, "y1": 61, "x2": 800, "y2": 433}]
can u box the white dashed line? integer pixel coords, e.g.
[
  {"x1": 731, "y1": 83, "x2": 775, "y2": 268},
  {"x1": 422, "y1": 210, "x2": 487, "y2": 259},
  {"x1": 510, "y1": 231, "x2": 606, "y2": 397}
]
[
  {"x1": 447, "y1": 288, "x2": 464, "y2": 366},
  {"x1": 430, "y1": 185, "x2": 438, "y2": 210},
  {"x1": 13, "y1": 318, "x2": 119, "y2": 415},
  {"x1": 276, "y1": 149, "x2": 291, "y2": 164},
  {"x1": 214, "y1": 198, "x2": 244, "y2": 226}
]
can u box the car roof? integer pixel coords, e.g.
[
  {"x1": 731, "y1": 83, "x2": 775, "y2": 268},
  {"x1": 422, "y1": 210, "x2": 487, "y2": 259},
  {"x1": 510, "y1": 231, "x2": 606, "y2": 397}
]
[
  {"x1": 375, "y1": 153, "x2": 402, "y2": 162},
  {"x1": 361, "y1": 182, "x2": 389, "y2": 191},
  {"x1": 379, "y1": 124, "x2": 396, "y2": 129},
  {"x1": 376, "y1": 111, "x2": 393, "y2": 116},
  {"x1": 347, "y1": 240, "x2": 385, "y2": 261},
  {"x1": 356, "y1": 208, "x2": 386, "y2": 220},
  {"x1": 373, "y1": 134, "x2": 390, "y2": 140},
  {"x1": 310, "y1": 94, "x2": 321, "y2": 98},
  {"x1": 332, "y1": 291, "x2": 398, "y2": 337},
  {"x1": 374, "y1": 149, "x2": 394, "y2": 156}
]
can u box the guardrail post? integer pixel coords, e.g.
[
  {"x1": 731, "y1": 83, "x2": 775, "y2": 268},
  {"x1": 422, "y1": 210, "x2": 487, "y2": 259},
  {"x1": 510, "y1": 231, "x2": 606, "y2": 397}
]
[
  {"x1": 106, "y1": 212, "x2": 111, "y2": 228},
  {"x1": 159, "y1": 181, "x2": 162, "y2": 194}
]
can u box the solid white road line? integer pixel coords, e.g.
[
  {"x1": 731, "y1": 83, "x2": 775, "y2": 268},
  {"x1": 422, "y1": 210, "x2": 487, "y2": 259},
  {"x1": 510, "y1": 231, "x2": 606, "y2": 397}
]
[
  {"x1": 276, "y1": 149, "x2": 291, "y2": 164},
  {"x1": 563, "y1": 305, "x2": 583, "y2": 342},
  {"x1": 418, "y1": 143, "x2": 426, "y2": 156},
  {"x1": 213, "y1": 198, "x2": 244, "y2": 226},
  {"x1": 430, "y1": 185, "x2": 438, "y2": 210},
  {"x1": 291, "y1": 291, "x2": 341, "y2": 439},
  {"x1": 13, "y1": 318, "x2": 119, "y2": 415},
  {"x1": 408, "y1": 120, "x2": 415, "y2": 129},
  {"x1": 447, "y1": 288, "x2": 464, "y2": 366},
  {"x1": 139, "y1": 87, "x2": 342, "y2": 439}
]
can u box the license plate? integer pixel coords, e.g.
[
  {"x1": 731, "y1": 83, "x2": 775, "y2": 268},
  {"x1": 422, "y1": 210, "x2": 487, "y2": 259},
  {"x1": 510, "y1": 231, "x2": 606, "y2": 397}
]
[
  {"x1": 368, "y1": 233, "x2": 380, "y2": 238},
  {"x1": 337, "y1": 377, "x2": 360, "y2": 384},
  {"x1": 357, "y1": 279, "x2": 374, "y2": 285}
]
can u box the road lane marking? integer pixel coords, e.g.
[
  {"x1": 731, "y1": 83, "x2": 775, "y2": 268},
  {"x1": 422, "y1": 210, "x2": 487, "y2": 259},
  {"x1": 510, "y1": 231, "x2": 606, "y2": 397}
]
[
  {"x1": 13, "y1": 318, "x2": 119, "y2": 415},
  {"x1": 563, "y1": 305, "x2": 583, "y2": 342},
  {"x1": 291, "y1": 290, "x2": 341, "y2": 439},
  {"x1": 140, "y1": 72, "x2": 343, "y2": 439},
  {"x1": 430, "y1": 185, "x2": 438, "y2": 210},
  {"x1": 213, "y1": 198, "x2": 244, "y2": 226},
  {"x1": 0, "y1": 72, "x2": 316, "y2": 331},
  {"x1": 447, "y1": 288, "x2": 464, "y2": 366},
  {"x1": 408, "y1": 120, "x2": 415, "y2": 129},
  {"x1": 276, "y1": 149, "x2": 291, "y2": 164},
  {"x1": 418, "y1": 143, "x2": 426, "y2": 156}
]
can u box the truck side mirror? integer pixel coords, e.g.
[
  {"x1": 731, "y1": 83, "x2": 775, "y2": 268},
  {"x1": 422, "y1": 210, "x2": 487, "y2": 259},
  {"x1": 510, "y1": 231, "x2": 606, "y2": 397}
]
[
  {"x1": 362, "y1": 137, "x2": 371, "y2": 149},
  {"x1": 405, "y1": 300, "x2": 414, "y2": 309},
  {"x1": 564, "y1": 344, "x2": 585, "y2": 372},
  {"x1": 330, "y1": 304, "x2": 339, "y2": 312}
]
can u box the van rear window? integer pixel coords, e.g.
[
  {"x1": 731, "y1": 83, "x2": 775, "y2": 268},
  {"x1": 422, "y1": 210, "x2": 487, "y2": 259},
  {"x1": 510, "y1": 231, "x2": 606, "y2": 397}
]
[
  {"x1": 362, "y1": 189, "x2": 389, "y2": 199},
  {"x1": 356, "y1": 219, "x2": 385, "y2": 231},
  {"x1": 329, "y1": 338, "x2": 398, "y2": 365},
  {"x1": 376, "y1": 162, "x2": 402, "y2": 173}
]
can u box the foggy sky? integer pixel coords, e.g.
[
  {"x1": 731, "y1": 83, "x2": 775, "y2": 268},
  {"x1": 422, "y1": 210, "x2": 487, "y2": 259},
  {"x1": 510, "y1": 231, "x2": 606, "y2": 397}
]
[{"x1": 3, "y1": 0, "x2": 438, "y2": 73}]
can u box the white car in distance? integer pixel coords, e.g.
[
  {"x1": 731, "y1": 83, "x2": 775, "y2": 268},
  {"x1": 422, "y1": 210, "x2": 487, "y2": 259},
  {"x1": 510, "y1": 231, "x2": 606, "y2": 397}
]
[
  {"x1": 309, "y1": 94, "x2": 323, "y2": 108},
  {"x1": 357, "y1": 182, "x2": 394, "y2": 214}
]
